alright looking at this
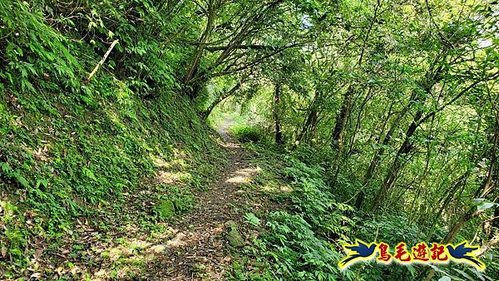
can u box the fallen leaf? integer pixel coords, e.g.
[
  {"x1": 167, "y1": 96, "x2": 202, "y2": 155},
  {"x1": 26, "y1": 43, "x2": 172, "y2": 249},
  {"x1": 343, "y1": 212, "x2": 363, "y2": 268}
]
[
  {"x1": 30, "y1": 273, "x2": 42, "y2": 279},
  {"x1": 1, "y1": 245, "x2": 7, "y2": 258}
]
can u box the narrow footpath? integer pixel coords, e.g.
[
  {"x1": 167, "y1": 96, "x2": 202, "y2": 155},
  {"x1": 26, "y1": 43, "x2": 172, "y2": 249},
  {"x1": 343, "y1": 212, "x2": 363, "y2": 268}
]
[{"x1": 145, "y1": 122, "x2": 262, "y2": 280}]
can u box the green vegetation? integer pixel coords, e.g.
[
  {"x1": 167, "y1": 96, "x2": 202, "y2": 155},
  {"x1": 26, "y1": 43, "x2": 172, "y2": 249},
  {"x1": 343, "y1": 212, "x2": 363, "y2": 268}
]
[
  {"x1": 0, "y1": 0, "x2": 224, "y2": 277},
  {"x1": 231, "y1": 125, "x2": 264, "y2": 143},
  {"x1": 1, "y1": 0, "x2": 498, "y2": 280},
  {"x1": 230, "y1": 144, "x2": 497, "y2": 280}
]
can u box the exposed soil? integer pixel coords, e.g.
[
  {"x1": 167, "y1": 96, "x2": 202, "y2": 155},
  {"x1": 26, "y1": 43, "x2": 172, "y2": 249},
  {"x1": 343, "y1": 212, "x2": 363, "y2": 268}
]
[
  {"x1": 140, "y1": 125, "x2": 266, "y2": 280},
  {"x1": 26, "y1": 123, "x2": 270, "y2": 281}
]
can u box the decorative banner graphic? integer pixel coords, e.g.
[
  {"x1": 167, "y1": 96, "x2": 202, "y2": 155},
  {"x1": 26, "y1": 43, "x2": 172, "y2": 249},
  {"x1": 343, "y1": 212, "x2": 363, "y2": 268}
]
[{"x1": 338, "y1": 240, "x2": 485, "y2": 271}]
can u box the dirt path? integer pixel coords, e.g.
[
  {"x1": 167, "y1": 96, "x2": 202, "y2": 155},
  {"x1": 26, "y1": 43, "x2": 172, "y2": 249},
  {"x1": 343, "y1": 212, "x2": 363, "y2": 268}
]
[
  {"x1": 33, "y1": 123, "x2": 265, "y2": 280},
  {"x1": 143, "y1": 128, "x2": 261, "y2": 280},
  {"x1": 216, "y1": 117, "x2": 235, "y2": 142}
]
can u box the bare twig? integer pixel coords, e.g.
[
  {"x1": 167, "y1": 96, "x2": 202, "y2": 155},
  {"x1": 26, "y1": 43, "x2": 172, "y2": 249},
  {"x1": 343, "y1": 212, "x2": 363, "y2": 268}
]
[{"x1": 86, "y1": 40, "x2": 119, "y2": 82}]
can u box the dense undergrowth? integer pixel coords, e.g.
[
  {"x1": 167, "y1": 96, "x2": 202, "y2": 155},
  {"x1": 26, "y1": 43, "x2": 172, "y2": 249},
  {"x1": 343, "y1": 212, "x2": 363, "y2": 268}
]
[
  {"x1": 220, "y1": 123, "x2": 498, "y2": 281},
  {"x1": 1, "y1": 0, "x2": 497, "y2": 279},
  {"x1": 0, "y1": 0, "x2": 224, "y2": 278}
]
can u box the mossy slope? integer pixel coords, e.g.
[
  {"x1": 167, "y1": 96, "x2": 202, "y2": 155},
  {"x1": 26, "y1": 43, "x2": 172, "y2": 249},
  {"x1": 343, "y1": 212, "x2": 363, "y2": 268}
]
[{"x1": 0, "y1": 1, "x2": 224, "y2": 275}]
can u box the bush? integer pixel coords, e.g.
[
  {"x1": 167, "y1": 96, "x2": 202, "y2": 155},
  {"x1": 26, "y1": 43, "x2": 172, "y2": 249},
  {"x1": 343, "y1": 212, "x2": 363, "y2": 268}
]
[
  {"x1": 230, "y1": 125, "x2": 263, "y2": 143},
  {"x1": 231, "y1": 152, "x2": 357, "y2": 281}
]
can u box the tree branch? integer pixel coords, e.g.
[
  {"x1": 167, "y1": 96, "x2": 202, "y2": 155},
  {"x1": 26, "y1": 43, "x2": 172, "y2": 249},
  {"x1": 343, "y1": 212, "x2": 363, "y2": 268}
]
[
  {"x1": 203, "y1": 44, "x2": 285, "y2": 52},
  {"x1": 86, "y1": 40, "x2": 119, "y2": 82}
]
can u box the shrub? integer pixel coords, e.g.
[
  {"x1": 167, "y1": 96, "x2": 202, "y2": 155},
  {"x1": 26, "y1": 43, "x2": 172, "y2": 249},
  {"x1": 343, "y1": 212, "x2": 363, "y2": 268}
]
[{"x1": 230, "y1": 125, "x2": 264, "y2": 143}]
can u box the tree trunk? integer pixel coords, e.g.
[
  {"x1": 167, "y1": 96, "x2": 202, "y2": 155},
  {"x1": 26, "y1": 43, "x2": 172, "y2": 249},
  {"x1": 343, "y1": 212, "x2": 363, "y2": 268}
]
[
  {"x1": 371, "y1": 110, "x2": 423, "y2": 210},
  {"x1": 200, "y1": 81, "x2": 243, "y2": 120},
  {"x1": 331, "y1": 86, "x2": 354, "y2": 151},
  {"x1": 297, "y1": 91, "x2": 320, "y2": 143},
  {"x1": 273, "y1": 84, "x2": 284, "y2": 145},
  {"x1": 183, "y1": 0, "x2": 219, "y2": 99},
  {"x1": 423, "y1": 115, "x2": 498, "y2": 281}
]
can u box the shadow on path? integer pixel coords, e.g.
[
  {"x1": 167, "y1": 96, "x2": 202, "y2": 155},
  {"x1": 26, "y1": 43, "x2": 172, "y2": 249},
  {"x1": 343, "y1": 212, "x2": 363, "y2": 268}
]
[{"x1": 140, "y1": 122, "x2": 263, "y2": 280}]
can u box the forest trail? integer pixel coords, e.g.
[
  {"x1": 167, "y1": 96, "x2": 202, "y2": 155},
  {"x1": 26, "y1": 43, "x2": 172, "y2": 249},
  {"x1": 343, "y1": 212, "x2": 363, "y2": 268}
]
[
  {"x1": 31, "y1": 122, "x2": 270, "y2": 280},
  {"x1": 216, "y1": 117, "x2": 236, "y2": 142},
  {"x1": 143, "y1": 125, "x2": 262, "y2": 280}
]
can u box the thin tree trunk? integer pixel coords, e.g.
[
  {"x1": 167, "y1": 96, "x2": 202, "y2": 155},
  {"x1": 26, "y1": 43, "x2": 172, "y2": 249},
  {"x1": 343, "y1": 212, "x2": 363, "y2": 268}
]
[
  {"x1": 371, "y1": 110, "x2": 423, "y2": 210},
  {"x1": 297, "y1": 91, "x2": 320, "y2": 143},
  {"x1": 184, "y1": 0, "x2": 219, "y2": 99},
  {"x1": 329, "y1": 0, "x2": 383, "y2": 186},
  {"x1": 369, "y1": 53, "x2": 449, "y2": 209},
  {"x1": 273, "y1": 84, "x2": 283, "y2": 145},
  {"x1": 356, "y1": 116, "x2": 398, "y2": 209},
  {"x1": 347, "y1": 86, "x2": 374, "y2": 155},
  {"x1": 331, "y1": 86, "x2": 354, "y2": 151},
  {"x1": 330, "y1": 0, "x2": 382, "y2": 150},
  {"x1": 200, "y1": 80, "x2": 243, "y2": 120},
  {"x1": 424, "y1": 115, "x2": 498, "y2": 281}
]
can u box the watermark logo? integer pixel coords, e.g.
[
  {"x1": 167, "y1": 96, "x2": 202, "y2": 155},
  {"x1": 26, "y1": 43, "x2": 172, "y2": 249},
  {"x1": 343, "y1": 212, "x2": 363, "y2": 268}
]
[{"x1": 338, "y1": 239, "x2": 485, "y2": 271}]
